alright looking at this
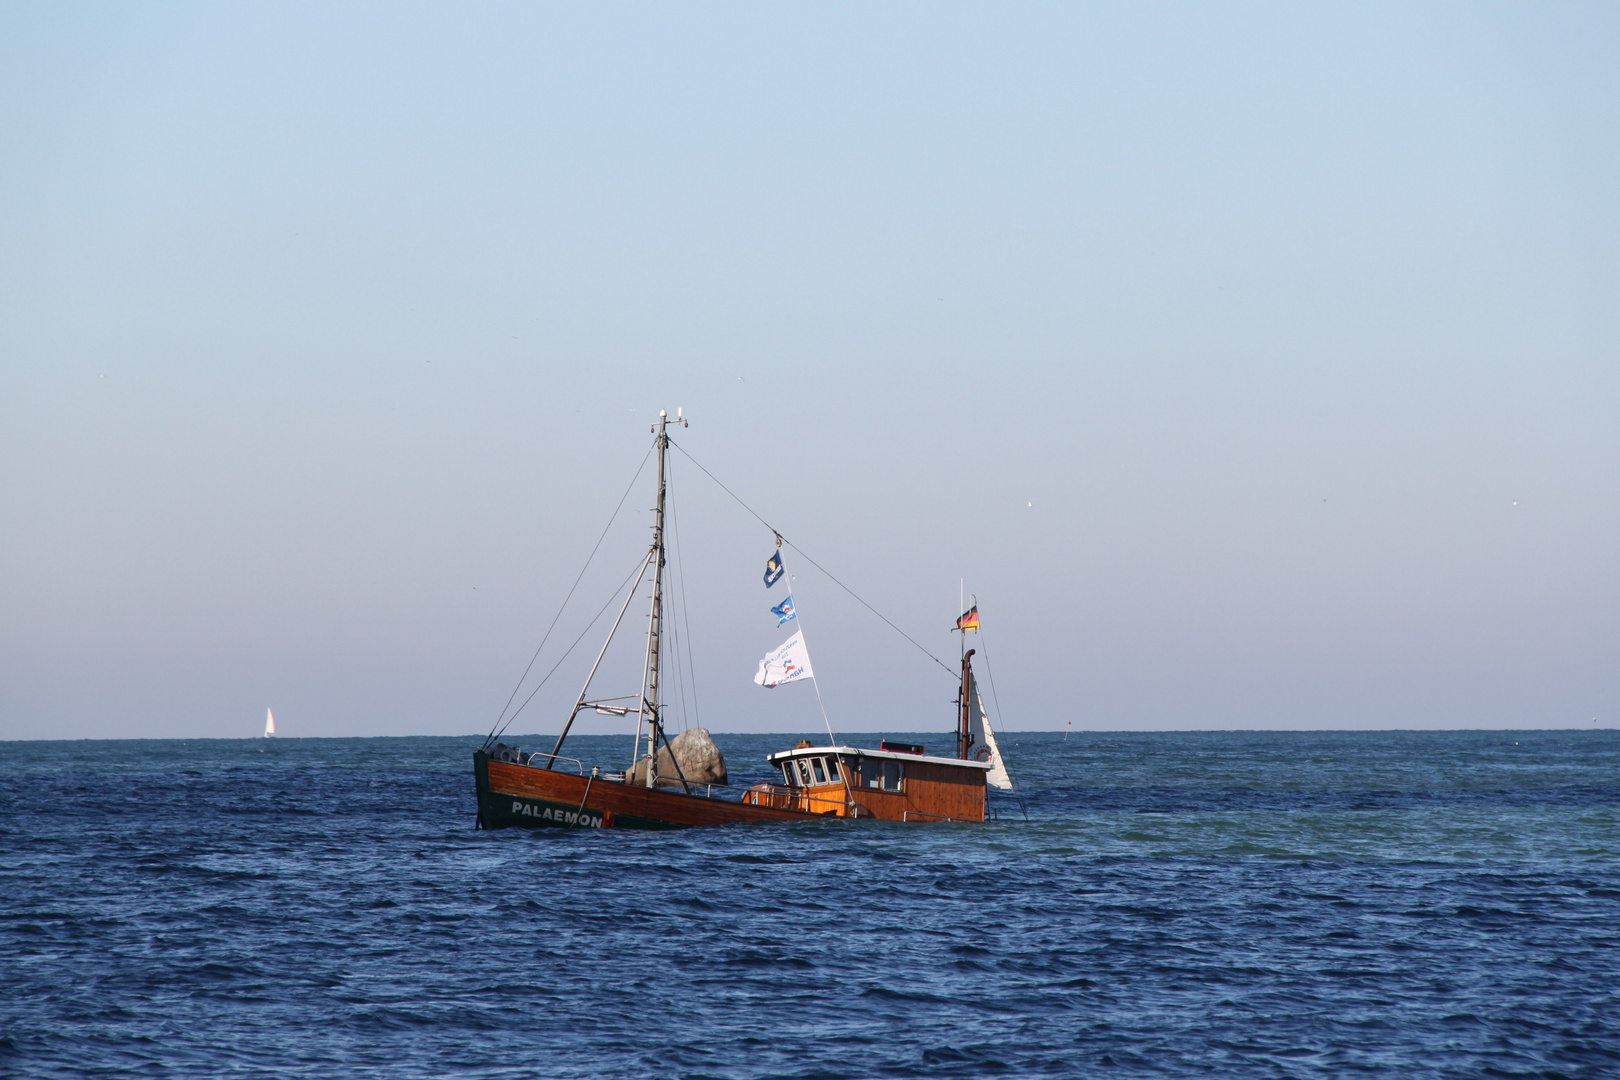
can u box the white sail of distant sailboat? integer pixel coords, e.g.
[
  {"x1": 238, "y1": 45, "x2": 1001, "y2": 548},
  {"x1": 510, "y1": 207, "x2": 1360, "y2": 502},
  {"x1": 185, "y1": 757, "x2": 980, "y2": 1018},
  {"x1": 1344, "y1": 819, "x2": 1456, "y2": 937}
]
[
  {"x1": 264, "y1": 708, "x2": 276, "y2": 738},
  {"x1": 965, "y1": 678, "x2": 1012, "y2": 790}
]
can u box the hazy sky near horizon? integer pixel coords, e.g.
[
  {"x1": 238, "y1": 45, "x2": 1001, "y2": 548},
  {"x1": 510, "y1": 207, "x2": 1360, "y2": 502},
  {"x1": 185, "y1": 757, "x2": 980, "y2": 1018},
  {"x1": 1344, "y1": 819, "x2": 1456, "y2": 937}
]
[{"x1": 3, "y1": 3, "x2": 1617, "y2": 741}]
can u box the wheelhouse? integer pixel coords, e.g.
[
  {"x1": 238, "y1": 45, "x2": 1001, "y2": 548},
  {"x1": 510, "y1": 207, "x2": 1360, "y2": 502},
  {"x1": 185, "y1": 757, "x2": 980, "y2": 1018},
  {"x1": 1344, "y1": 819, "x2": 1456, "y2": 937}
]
[{"x1": 744, "y1": 742, "x2": 993, "y2": 821}]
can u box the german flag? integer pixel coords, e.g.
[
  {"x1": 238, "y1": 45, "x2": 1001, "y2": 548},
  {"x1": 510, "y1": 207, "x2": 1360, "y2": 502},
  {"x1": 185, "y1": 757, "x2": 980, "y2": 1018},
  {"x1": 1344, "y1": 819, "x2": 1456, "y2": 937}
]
[{"x1": 955, "y1": 605, "x2": 979, "y2": 632}]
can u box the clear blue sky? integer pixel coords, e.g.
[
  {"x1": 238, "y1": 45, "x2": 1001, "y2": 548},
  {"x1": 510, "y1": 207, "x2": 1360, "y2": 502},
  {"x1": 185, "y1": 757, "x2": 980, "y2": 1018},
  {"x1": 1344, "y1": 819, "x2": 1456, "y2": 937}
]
[{"x1": 2, "y1": 3, "x2": 1616, "y2": 739}]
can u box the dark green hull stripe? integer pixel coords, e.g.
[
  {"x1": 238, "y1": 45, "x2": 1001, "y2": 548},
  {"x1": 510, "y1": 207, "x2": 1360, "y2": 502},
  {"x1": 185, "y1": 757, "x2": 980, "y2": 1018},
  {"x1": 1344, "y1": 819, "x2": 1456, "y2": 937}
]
[
  {"x1": 474, "y1": 751, "x2": 695, "y2": 831},
  {"x1": 484, "y1": 791, "x2": 609, "y2": 829}
]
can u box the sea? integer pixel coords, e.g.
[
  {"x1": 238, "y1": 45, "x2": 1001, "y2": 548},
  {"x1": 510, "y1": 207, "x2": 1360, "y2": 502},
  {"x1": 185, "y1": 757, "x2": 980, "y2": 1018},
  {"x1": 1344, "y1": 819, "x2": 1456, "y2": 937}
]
[{"x1": 2, "y1": 729, "x2": 1617, "y2": 1079}]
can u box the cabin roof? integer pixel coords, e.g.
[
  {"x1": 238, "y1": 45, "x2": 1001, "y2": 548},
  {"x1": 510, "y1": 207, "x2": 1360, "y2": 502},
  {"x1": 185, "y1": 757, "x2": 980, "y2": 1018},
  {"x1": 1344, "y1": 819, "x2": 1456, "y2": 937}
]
[{"x1": 767, "y1": 745, "x2": 993, "y2": 771}]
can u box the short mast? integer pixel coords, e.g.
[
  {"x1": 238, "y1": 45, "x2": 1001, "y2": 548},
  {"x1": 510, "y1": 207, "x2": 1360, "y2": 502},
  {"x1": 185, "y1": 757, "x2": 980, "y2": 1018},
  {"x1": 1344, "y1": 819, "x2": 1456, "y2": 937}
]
[{"x1": 957, "y1": 649, "x2": 975, "y2": 760}]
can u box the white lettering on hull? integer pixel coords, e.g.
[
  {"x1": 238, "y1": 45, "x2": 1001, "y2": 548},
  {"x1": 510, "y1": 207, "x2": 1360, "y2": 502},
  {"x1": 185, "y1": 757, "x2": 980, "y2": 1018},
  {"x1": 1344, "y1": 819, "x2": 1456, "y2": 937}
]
[{"x1": 510, "y1": 798, "x2": 604, "y2": 828}]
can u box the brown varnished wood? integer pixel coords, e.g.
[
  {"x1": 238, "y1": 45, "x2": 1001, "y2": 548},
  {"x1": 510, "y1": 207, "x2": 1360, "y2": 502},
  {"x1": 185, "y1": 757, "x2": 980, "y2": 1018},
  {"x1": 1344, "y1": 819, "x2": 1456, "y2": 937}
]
[
  {"x1": 752, "y1": 757, "x2": 987, "y2": 821},
  {"x1": 844, "y1": 758, "x2": 987, "y2": 821},
  {"x1": 739, "y1": 783, "x2": 849, "y2": 814},
  {"x1": 488, "y1": 753, "x2": 985, "y2": 827}
]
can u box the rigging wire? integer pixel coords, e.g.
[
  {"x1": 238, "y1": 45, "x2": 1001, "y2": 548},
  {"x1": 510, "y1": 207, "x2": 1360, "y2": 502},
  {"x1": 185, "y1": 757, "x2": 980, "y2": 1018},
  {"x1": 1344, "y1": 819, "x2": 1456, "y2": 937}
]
[
  {"x1": 975, "y1": 620, "x2": 1031, "y2": 821},
  {"x1": 666, "y1": 460, "x2": 702, "y2": 731},
  {"x1": 662, "y1": 459, "x2": 686, "y2": 732},
  {"x1": 663, "y1": 502, "x2": 690, "y2": 733},
  {"x1": 667, "y1": 600, "x2": 689, "y2": 733},
  {"x1": 489, "y1": 550, "x2": 654, "y2": 744},
  {"x1": 485, "y1": 444, "x2": 655, "y2": 743},
  {"x1": 668, "y1": 438, "x2": 956, "y2": 680},
  {"x1": 788, "y1": 580, "x2": 840, "y2": 747}
]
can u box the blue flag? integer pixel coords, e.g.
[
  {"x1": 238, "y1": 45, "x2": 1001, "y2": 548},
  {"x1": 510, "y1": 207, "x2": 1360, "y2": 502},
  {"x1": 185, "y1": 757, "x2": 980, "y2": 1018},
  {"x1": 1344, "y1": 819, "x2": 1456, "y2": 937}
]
[
  {"x1": 764, "y1": 551, "x2": 785, "y2": 588},
  {"x1": 771, "y1": 594, "x2": 797, "y2": 626}
]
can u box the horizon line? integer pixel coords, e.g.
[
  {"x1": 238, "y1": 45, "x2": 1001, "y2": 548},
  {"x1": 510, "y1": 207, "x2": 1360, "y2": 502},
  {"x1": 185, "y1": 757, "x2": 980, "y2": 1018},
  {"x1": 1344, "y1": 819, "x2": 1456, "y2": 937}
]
[{"x1": 2, "y1": 726, "x2": 1614, "y2": 744}]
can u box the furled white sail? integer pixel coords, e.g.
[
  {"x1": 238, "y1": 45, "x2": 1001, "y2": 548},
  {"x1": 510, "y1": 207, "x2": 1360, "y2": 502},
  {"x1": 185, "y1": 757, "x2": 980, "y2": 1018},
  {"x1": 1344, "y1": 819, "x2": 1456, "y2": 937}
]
[
  {"x1": 754, "y1": 630, "x2": 814, "y2": 688},
  {"x1": 966, "y1": 677, "x2": 1012, "y2": 790},
  {"x1": 264, "y1": 708, "x2": 276, "y2": 738}
]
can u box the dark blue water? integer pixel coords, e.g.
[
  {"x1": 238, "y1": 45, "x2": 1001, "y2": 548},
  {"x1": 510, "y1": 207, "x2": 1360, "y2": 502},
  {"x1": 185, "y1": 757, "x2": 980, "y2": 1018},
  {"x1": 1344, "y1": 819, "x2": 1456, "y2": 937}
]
[{"x1": 3, "y1": 730, "x2": 1617, "y2": 1079}]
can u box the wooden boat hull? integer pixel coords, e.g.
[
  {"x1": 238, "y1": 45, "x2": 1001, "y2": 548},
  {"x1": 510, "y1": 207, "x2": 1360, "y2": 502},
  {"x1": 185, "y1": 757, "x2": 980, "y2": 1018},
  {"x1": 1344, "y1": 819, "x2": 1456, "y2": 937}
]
[{"x1": 474, "y1": 752, "x2": 822, "y2": 830}]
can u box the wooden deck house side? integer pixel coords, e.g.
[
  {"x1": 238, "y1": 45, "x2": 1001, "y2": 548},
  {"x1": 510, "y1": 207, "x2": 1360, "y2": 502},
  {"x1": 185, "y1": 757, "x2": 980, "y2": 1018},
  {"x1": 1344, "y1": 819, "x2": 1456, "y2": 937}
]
[
  {"x1": 842, "y1": 758, "x2": 986, "y2": 821},
  {"x1": 751, "y1": 754, "x2": 987, "y2": 821}
]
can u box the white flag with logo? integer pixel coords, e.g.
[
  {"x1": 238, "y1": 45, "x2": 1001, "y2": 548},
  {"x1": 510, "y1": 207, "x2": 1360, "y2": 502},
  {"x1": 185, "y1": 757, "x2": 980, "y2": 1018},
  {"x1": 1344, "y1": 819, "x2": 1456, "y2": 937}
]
[{"x1": 754, "y1": 630, "x2": 814, "y2": 688}]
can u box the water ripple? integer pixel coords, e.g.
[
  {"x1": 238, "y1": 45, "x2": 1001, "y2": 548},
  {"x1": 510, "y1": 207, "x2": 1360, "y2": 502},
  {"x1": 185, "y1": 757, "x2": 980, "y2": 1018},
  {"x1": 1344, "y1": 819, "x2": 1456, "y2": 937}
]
[{"x1": 1, "y1": 730, "x2": 1616, "y2": 1078}]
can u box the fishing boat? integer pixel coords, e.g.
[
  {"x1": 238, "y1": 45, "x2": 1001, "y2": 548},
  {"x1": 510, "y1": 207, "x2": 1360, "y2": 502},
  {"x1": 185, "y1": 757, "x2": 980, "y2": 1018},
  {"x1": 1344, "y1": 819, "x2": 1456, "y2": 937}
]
[{"x1": 473, "y1": 410, "x2": 1013, "y2": 830}]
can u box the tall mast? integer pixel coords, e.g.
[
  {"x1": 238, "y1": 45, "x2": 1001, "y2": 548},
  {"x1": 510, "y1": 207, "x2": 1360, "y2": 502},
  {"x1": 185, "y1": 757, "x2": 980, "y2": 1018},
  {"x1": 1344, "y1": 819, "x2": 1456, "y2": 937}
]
[
  {"x1": 636, "y1": 411, "x2": 669, "y2": 786},
  {"x1": 545, "y1": 410, "x2": 687, "y2": 774},
  {"x1": 634, "y1": 408, "x2": 686, "y2": 786}
]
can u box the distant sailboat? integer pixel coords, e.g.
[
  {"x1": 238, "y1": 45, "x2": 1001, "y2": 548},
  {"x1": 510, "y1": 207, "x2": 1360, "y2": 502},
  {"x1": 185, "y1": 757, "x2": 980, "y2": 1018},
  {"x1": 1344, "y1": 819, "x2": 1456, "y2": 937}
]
[{"x1": 264, "y1": 708, "x2": 276, "y2": 738}]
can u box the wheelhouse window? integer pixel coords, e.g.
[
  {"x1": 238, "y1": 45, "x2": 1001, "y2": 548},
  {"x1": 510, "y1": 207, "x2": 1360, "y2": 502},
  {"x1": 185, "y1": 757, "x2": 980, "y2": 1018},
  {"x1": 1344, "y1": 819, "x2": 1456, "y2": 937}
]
[
  {"x1": 781, "y1": 755, "x2": 847, "y2": 787},
  {"x1": 859, "y1": 757, "x2": 903, "y2": 791}
]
